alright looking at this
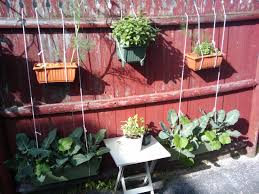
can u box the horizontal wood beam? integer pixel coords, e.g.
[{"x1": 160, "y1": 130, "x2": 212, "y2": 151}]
[
  {"x1": 0, "y1": 79, "x2": 257, "y2": 118},
  {"x1": 0, "y1": 11, "x2": 258, "y2": 29}
]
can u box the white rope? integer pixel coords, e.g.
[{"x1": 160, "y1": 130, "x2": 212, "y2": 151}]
[
  {"x1": 21, "y1": 8, "x2": 41, "y2": 148},
  {"x1": 194, "y1": 0, "x2": 204, "y2": 70},
  {"x1": 95, "y1": 0, "x2": 100, "y2": 9},
  {"x1": 130, "y1": 0, "x2": 137, "y2": 17},
  {"x1": 73, "y1": 10, "x2": 88, "y2": 151},
  {"x1": 119, "y1": 0, "x2": 123, "y2": 19},
  {"x1": 178, "y1": 12, "x2": 189, "y2": 117},
  {"x1": 107, "y1": 0, "x2": 112, "y2": 9},
  {"x1": 35, "y1": 7, "x2": 47, "y2": 83},
  {"x1": 212, "y1": 0, "x2": 219, "y2": 68},
  {"x1": 60, "y1": 8, "x2": 68, "y2": 82},
  {"x1": 213, "y1": 0, "x2": 227, "y2": 112}
]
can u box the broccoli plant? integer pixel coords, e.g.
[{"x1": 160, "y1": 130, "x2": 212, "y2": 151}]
[
  {"x1": 159, "y1": 109, "x2": 241, "y2": 165},
  {"x1": 193, "y1": 41, "x2": 220, "y2": 56}
]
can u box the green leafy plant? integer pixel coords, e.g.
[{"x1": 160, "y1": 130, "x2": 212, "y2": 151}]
[
  {"x1": 193, "y1": 41, "x2": 220, "y2": 56},
  {"x1": 5, "y1": 128, "x2": 109, "y2": 184},
  {"x1": 121, "y1": 114, "x2": 148, "y2": 139},
  {"x1": 159, "y1": 109, "x2": 241, "y2": 165},
  {"x1": 70, "y1": 1, "x2": 93, "y2": 63},
  {"x1": 85, "y1": 179, "x2": 115, "y2": 191},
  {"x1": 111, "y1": 15, "x2": 159, "y2": 47}
]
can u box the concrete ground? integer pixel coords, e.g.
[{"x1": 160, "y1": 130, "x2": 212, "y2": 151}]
[{"x1": 157, "y1": 154, "x2": 259, "y2": 194}]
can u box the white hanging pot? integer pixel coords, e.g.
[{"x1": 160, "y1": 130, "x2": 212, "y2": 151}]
[{"x1": 121, "y1": 135, "x2": 143, "y2": 153}]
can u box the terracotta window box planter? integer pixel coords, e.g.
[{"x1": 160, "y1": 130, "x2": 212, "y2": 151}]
[
  {"x1": 33, "y1": 62, "x2": 77, "y2": 84},
  {"x1": 185, "y1": 52, "x2": 223, "y2": 71}
]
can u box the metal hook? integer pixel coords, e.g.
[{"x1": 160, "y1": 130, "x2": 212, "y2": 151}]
[
  {"x1": 19, "y1": 0, "x2": 24, "y2": 8},
  {"x1": 58, "y1": 0, "x2": 63, "y2": 9},
  {"x1": 32, "y1": 0, "x2": 37, "y2": 8}
]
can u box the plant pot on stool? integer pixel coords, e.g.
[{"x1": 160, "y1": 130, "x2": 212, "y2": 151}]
[{"x1": 120, "y1": 114, "x2": 149, "y2": 153}]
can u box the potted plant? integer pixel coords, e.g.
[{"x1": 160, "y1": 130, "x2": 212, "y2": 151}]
[
  {"x1": 120, "y1": 114, "x2": 147, "y2": 152},
  {"x1": 33, "y1": 4, "x2": 92, "y2": 83},
  {"x1": 142, "y1": 128, "x2": 152, "y2": 146},
  {"x1": 185, "y1": 41, "x2": 223, "y2": 71},
  {"x1": 158, "y1": 109, "x2": 241, "y2": 165},
  {"x1": 5, "y1": 128, "x2": 109, "y2": 186},
  {"x1": 111, "y1": 15, "x2": 159, "y2": 67}
]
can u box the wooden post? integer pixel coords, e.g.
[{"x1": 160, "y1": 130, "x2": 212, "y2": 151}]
[
  {"x1": 0, "y1": 119, "x2": 15, "y2": 194},
  {"x1": 247, "y1": 55, "x2": 259, "y2": 156}
]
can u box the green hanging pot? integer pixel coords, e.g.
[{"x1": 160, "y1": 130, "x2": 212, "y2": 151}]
[{"x1": 116, "y1": 41, "x2": 147, "y2": 67}]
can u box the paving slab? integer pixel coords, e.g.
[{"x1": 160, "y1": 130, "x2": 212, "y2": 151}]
[{"x1": 160, "y1": 154, "x2": 259, "y2": 194}]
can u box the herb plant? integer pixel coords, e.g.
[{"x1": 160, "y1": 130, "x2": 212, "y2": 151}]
[
  {"x1": 5, "y1": 128, "x2": 109, "y2": 184},
  {"x1": 111, "y1": 15, "x2": 159, "y2": 47},
  {"x1": 193, "y1": 41, "x2": 219, "y2": 56},
  {"x1": 121, "y1": 114, "x2": 147, "y2": 139},
  {"x1": 159, "y1": 109, "x2": 241, "y2": 165}
]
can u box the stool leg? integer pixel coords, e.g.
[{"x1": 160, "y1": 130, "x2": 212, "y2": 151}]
[
  {"x1": 115, "y1": 166, "x2": 123, "y2": 192},
  {"x1": 145, "y1": 162, "x2": 154, "y2": 194},
  {"x1": 144, "y1": 160, "x2": 157, "y2": 184}
]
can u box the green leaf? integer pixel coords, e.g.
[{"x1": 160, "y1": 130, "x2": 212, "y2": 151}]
[
  {"x1": 210, "y1": 141, "x2": 222, "y2": 151},
  {"x1": 69, "y1": 144, "x2": 81, "y2": 156},
  {"x1": 210, "y1": 120, "x2": 220, "y2": 129},
  {"x1": 219, "y1": 132, "x2": 231, "y2": 145},
  {"x1": 224, "y1": 109, "x2": 240, "y2": 126},
  {"x1": 180, "y1": 149, "x2": 195, "y2": 158},
  {"x1": 37, "y1": 175, "x2": 46, "y2": 183},
  {"x1": 56, "y1": 158, "x2": 69, "y2": 168},
  {"x1": 58, "y1": 137, "x2": 73, "y2": 152},
  {"x1": 69, "y1": 127, "x2": 83, "y2": 140},
  {"x1": 96, "y1": 147, "x2": 110, "y2": 156},
  {"x1": 217, "y1": 110, "x2": 226, "y2": 123},
  {"x1": 226, "y1": 130, "x2": 241, "y2": 138},
  {"x1": 199, "y1": 115, "x2": 209, "y2": 132},
  {"x1": 95, "y1": 129, "x2": 107, "y2": 144},
  {"x1": 167, "y1": 110, "x2": 178, "y2": 127},
  {"x1": 205, "y1": 131, "x2": 216, "y2": 142},
  {"x1": 173, "y1": 135, "x2": 188, "y2": 149},
  {"x1": 182, "y1": 120, "x2": 199, "y2": 138},
  {"x1": 179, "y1": 115, "x2": 191, "y2": 125},
  {"x1": 72, "y1": 153, "x2": 95, "y2": 166},
  {"x1": 35, "y1": 162, "x2": 50, "y2": 178},
  {"x1": 160, "y1": 121, "x2": 169, "y2": 132},
  {"x1": 158, "y1": 130, "x2": 170, "y2": 140},
  {"x1": 16, "y1": 133, "x2": 30, "y2": 153},
  {"x1": 42, "y1": 129, "x2": 57, "y2": 149},
  {"x1": 28, "y1": 148, "x2": 51, "y2": 159}
]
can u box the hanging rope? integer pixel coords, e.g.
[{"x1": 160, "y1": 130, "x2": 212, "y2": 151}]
[
  {"x1": 119, "y1": 0, "x2": 123, "y2": 19},
  {"x1": 130, "y1": 0, "x2": 137, "y2": 17},
  {"x1": 212, "y1": 0, "x2": 219, "y2": 68},
  {"x1": 193, "y1": 0, "x2": 204, "y2": 70},
  {"x1": 21, "y1": 8, "x2": 41, "y2": 148},
  {"x1": 34, "y1": 7, "x2": 47, "y2": 83},
  {"x1": 213, "y1": 0, "x2": 227, "y2": 112},
  {"x1": 178, "y1": 2, "x2": 189, "y2": 117},
  {"x1": 107, "y1": 0, "x2": 112, "y2": 9},
  {"x1": 59, "y1": 7, "x2": 68, "y2": 82},
  {"x1": 73, "y1": 10, "x2": 88, "y2": 151},
  {"x1": 95, "y1": 0, "x2": 100, "y2": 9}
]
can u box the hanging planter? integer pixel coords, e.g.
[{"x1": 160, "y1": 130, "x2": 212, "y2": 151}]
[
  {"x1": 33, "y1": 63, "x2": 78, "y2": 83},
  {"x1": 111, "y1": 15, "x2": 159, "y2": 67},
  {"x1": 186, "y1": 41, "x2": 223, "y2": 71}
]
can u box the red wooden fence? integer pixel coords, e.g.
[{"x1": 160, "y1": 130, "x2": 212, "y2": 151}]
[{"x1": 0, "y1": 1, "x2": 259, "y2": 193}]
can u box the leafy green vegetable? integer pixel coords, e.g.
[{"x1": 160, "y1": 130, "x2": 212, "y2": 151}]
[
  {"x1": 112, "y1": 15, "x2": 159, "y2": 47},
  {"x1": 58, "y1": 137, "x2": 73, "y2": 152},
  {"x1": 193, "y1": 41, "x2": 219, "y2": 56},
  {"x1": 158, "y1": 109, "x2": 241, "y2": 165}
]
